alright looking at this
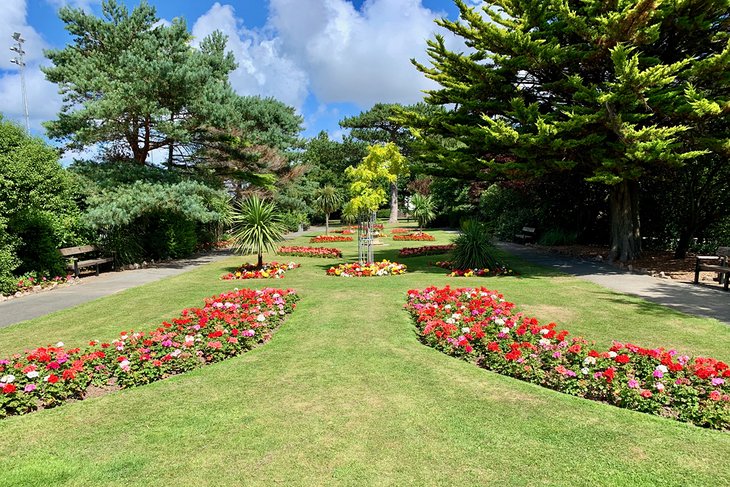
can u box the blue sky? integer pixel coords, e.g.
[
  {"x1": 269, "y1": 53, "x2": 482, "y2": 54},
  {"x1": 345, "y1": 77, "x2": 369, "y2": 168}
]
[{"x1": 1, "y1": 0, "x2": 471, "y2": 161}]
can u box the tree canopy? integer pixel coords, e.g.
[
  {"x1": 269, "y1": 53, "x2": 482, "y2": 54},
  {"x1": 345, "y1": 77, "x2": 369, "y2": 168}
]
[{"x1": 403, "y1": 0, "x2": 729, "y2": 261}]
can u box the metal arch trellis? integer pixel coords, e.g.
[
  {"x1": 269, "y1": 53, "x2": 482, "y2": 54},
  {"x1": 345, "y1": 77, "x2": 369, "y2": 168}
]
[{"x1": 357, "y1": 211, "x2": 376, "y2": 264}]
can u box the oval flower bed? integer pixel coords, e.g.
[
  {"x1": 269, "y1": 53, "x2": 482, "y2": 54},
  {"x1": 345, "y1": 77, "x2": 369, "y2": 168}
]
[
  {"x1": 278, "y1": 246, "x2": 342, "y2": 258},
  {"x1": 326, "y1": 260, "x2": 407, "y2": 277},
  {"x1": 332, "y1": 228, "x2": 355, "y2": 235},
  {"x1": 391, "y1": 228, "x2": 411, "y2": 234},
  {"x1": 0, "y1": 288, "x2": 299, "y2": 418},
  {"x1": 435, "y1": 261, "x2": 514, "y2": 277},
  {"x1": 221, "y1": 262, "x2": 300, "y2": 280},
  {"x1": 392, "y1": 232, "x2": 436, "y2": 242},
  {"x1": 405, "y1": 286, "x2": 730, "y2": 430},
  {"x1": 399, "y1": 245, "x2": 456, "y2": 257},
  {"x1": 310, "y1": 235, "x2": 353, "y2": 243}
]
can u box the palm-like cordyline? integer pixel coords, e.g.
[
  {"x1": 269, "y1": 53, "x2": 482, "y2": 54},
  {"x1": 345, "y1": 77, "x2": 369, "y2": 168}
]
[
  {"x1": 411, "y1": 193, "x2": 436, "y2": 232},
  {"x1": 231, "y1": 195, "x2": 284, "y2": 268},
  {"x1": 314, "y1": 185, "x2": 342, "y2": 235}
]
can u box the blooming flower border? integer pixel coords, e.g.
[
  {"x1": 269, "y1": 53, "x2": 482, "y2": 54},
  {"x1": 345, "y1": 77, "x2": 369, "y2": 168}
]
[
  {"x1": 327, "y1": 260, "x2": 407, "y2": 277},
  {"x1": 278, "y1": 246, "x2": 343, "y2": 259},
  {"x1": 220, "y1": 262, "x2": 300, "y2": 280},
  {"x1": 405, "y1": 285, "x2": 730, "y2": 430}
]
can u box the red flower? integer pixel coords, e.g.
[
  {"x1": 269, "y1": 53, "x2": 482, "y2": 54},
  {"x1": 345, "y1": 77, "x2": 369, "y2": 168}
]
[
  {"x1": 604, "y1": 368, "x2": 615, "y2": 383},
  {"x1": 709, "y1": 390, "x2": 721, "y2": 401},
  {"x1": 568, "y1": 344, "x2": 582, "y2": 354},
  {"x1": 640, "y1": 389, "x2": 653, "y2": 398},
  {"x1": 2, "y1": 383, "x2": 16, "y2": 394},
  {"x1": 47, "y1": 374, "x2": 60, "y2": 384},
  {"x1": 615, "y1": 354, "x2": 630, "y2": 364}
]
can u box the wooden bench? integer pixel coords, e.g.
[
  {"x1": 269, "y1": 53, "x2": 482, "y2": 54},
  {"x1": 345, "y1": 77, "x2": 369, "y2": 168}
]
[
  {"x1": 695, "y1": 246, "x2": 730, "y2": 291},
  {"x1": 515, "y1": 226, "x2": 536, "y2": 244},
  {"x1": 59, "y1": 245, "x2": 115, "y2": 278}
]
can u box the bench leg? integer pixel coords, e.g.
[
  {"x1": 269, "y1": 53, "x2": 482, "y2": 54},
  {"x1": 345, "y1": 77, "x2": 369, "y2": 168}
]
[
  {"x1": 724, "y1": 273, "x2": 729, "y2": 291},
  {"x1": 74, "y1": 261, "x2": 80, "y2": 279},
  {"x1": 95, "y1": 265, "x2": 100, "y2": 277},
  {"x1": 694, "y1": 262, "x2": 700, "y2": 284}
]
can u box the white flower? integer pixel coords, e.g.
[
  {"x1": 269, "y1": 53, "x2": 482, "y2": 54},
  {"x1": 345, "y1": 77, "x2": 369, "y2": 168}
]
[
  {"x1": 256, "y1": 313, "x2": 266, "y2": 322},
  {"x1": 444, "y1": 304, "x2": 452, "y2": 310},
  {"x1": 581, "y1": 368, "x2": 590, "y2": 375},
  {"x1": 539, "y1": 329, "x2": 549, "y2": 335},
  {"x1": 655, "y1": 382, "x2": 665, "y2": 392},
  {"x1": 461, "y1": 327, "x2": 471, "y2": 334},
  {"x1": 56, "y1": 341, "x2": 65, "y2": 347},
  {"x1": 445, "y1": 318, "x2": 455, "y2": 325},
  {"x1": 494, "y1": 318, "x2": 505, "y2": 326},
  {"x1": 119, "y1": 360, "x2": 130, "y2": 368},
  {"x1": 608, "y1": 351, "x2": 617, "y2": 358},
  {"x1": 26, "y1": 371, "x2": 39, "y2": 379},
  {"x1": 1, "y1": 374, "x2": 15, "y2": 383},
  {"x1": 583, "y1": 357, "x2": 596, "y2": 365},
  {"x1": 539, "y1": 338, "x2": 551, "y2": 347},
  {"x1": 452, "y1": 313, "x2": 461, "y2": 320},
  {"x1": 500, "y1": 327, "x2": 510, "y2": 334},
  {"x1": 656, "y1": 365, "x2": 668, "y2": 374}
]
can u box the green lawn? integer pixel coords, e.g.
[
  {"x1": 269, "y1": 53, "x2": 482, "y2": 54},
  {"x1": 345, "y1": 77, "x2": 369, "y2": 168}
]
[{"x1": 1, "y1": 226, "x2": 730, "y2": 486}]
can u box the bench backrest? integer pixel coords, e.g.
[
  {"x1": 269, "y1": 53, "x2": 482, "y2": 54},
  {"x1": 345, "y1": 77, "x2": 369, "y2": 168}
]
[
  {"x1": 59, "y1": 245, "x2": 98, "y2": 257},
  {"x1": 718, "y1": 247, "x2": 730, "y2": 258},
  {"x1": 522, "y1": 227, "x2": 536, "y2": 233}
]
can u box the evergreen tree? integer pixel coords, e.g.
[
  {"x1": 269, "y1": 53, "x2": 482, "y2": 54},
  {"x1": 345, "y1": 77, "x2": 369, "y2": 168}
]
[
  {"x1": 404, "y1": 0, "x2": 728, "y2": 261},
  {"x1": 43, "y1": 0, "x2": 237, "y2": 165}
]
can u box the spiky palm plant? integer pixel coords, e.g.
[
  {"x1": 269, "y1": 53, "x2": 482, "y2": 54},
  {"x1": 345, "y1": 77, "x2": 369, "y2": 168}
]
[
  {"x1": 452, "y1": 220, "x2": 498, "y2": 270},
  {"x1": 230, "y1": 195, "x2": 284, "y2": 268},
  {"x1": 314, "y1": 185, "x2": 342, "y2": 235},
  {"x1": 411, "y1": 193, "x2": 436, "y2": 233}
]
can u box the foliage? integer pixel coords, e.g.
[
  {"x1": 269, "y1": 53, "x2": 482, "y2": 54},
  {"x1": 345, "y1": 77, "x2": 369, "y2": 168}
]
[
  {"x1": 302, "y1": 132, "x2": 368, "y2": 196},
  {"x1": 43, "y1": 0, "x2": 237, "y2": 164},
  {"x1": 410, "y1": 193, "x2": 436, "y2": 231},
  {"x1": 404, "y1": 0, "x2": 728, "y2": 261},
  {"x1": 278, "y1": 210, "x2": 309, "y2": 233},
  {"x1": 451, "y1": 220, "x2": 498, "y2": 270},
  {"x1": 407, "y1": 286, "x2": 730, "y2": 430},
  {"x1": 0, "y1": 288, "x2": 298, "y2": 418},
  {"x1": 230, "y1": 196, "x2": 285, "y2": 267},
  {"x1": 313, "y1": 185, "x2": 342, "y2": 234},
  {"x1": 538, "y1": 229, "x2": 579, "y2": 247},
  {"x1": 344, "y1": 142, "x2": 407, "y2": 219},
  {"x1": 399, "y1": 245, "x2": 455, "y2": 257},
  {"x1": 0, "y1": 116, "x2": 80, "y2": 282},
  {"x1": 82, "y1": 180, "x2": 230, "y2": 262}
]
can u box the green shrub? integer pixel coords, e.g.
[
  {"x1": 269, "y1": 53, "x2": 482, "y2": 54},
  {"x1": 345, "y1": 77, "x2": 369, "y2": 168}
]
[
  {"x1": 0, "y1": 219, "x2": 19, "y2": 295},
  {"x1": 537, "y1": 228, "x2": 578, "y2": 246},
  {"x1": 279, "y1": 211, "x2": 308, "y2": 232},
  {"x1": 451, "y1": 220, "x2": 499, "y2": 270}
]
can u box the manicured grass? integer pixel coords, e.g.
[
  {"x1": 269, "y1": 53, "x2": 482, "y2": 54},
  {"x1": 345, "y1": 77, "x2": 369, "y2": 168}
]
[{"x1": 1, "y1": 225, "x2": 730, "y2": 486}]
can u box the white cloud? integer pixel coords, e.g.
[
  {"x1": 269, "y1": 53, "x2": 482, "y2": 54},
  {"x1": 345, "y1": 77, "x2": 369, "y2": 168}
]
[
  {"x1": 0, "y1": 0, "x2": 62, "y2": 133},
  {"x1": 269, "y1": 0, "x2": 444, "y2": 107},
  {"x1": 192, "y1": 3, "x2": 309, "y2": 109},
  {"x1": 45, "y1": 0, "x2": 99, "y2": 12}
]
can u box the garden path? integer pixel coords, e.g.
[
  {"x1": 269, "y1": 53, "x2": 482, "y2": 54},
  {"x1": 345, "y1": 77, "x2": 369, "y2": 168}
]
[
  {"x1": 497, "y1": 242, "x2": 730, "y2": 325},
  {"x1": 0, "y1": 251, "x2": 232, "y2": 329}
]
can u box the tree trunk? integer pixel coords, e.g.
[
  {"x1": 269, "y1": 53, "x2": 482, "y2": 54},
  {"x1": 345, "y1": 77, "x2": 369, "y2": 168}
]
[
  {"x1": 257, "y1": 253, "x2": 263, "y2": 269},
  {"x1": 674, "y1": 230, "x2": 693, "y2": 259},
  {"x1": 325, "y1": 213, "x2": 330, "y2": 235},
  {"x1": 389, "y1": 181, "x2": 398, "y2": 224},
  {"x1": 167, "y1": 142, "x2": 174, "y2": 170},
  {"x1": 609, "y1": 180, "x2": 641, "y2": 262}
]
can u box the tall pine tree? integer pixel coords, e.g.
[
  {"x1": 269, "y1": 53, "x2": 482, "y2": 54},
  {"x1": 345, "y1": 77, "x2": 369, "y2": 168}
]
[
  {"x1": 404, "y1": 0, "x2": 728, "y2": 261},
  {"x1": 43, "y1": 0, "x2": 237, "y2": 165}
]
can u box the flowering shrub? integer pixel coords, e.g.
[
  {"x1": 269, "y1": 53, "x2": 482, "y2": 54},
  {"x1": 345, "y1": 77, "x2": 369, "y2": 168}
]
[
  {"x1": 310, "y1": 235, "x2": 353, "y2": 243},
  {"x1": 5, "y1": 273, "x2": 74, "y2": 296},
  {"x1": 391, "y1": 228, "x2": 411, "y2": 234},
  {"x1": 220, "y1": 262, "x2": 300, "y2": 280},
  {"x1": 0, "y1": 288, "x2": 299, "y2": 418},
  {"x1": 327, "y1": 260, "x2": 407, "y2": 277},
  {"x1": 435, "y1": 261, "x2": 514, "y2": 277},
  {"x1": 405, "y1": 286, "x2": 730, "y2": 430},
  {"x1": 399, "y1": 245, "x2": 455, "y2": 257},
  {"x1": 278, "y1": 246, "x2": 342, "y2": 258},
  {"x1": 392, "y1": 233, "x2": 436, "y2": 242}
]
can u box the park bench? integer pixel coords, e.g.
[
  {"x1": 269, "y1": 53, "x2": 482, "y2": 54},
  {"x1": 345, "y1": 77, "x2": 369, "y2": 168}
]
[
  {"x1": 694, "y1": 246, "x2": 730, "y2": 291},
  {"x1": 59, "y1": 245, "x2": 115, "y2": 278},
  {"x1": 515, "y1": 226, "x2": 536, "y2": 244}
]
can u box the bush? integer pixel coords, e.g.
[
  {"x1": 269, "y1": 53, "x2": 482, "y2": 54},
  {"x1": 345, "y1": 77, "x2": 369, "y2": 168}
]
[
  {"x1": 279, "y1": 211, "x2": 308, "y2": 232},
  {"x1": 537, "y1": 228, "x2": 578, "y2": 246},
  {"x1": 451, "y1": 220, "x2": 498, "y2": 270}
]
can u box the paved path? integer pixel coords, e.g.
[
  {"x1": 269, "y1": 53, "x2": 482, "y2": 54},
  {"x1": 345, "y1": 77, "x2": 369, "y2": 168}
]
[
  {"x1": 0, "y1": 251, "x2": 233, "y2": 329},
  {"x1": 498, "y1": 242, "x2": 730, "y2": 324}
]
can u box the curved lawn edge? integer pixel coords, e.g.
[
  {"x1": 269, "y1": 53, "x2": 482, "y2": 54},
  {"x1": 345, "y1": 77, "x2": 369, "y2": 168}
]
[
  {"x1": 0, "y1": 288, "x2": 299, "y2": 419},
  {"x1": 405, "y1": 285, "x2": 730, "y2": 431}
]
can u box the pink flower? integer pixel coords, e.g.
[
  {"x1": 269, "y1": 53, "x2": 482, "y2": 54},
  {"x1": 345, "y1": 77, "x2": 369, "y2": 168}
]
[
  {"x1": 711, "y1": 377, "x2": 725, "y2": 386},
  {"x1": 208, "y1": 341, "x2": 222, "y2": 349},
  {"x1": 24, "y1": 383, "x2": 36, "y2": 393},
  {"x1": 709, "y1": 390, "x2": 721, "y2": 401},
  {"x1": 627, "y1": 379, "x2": 639, "y2": 389}
]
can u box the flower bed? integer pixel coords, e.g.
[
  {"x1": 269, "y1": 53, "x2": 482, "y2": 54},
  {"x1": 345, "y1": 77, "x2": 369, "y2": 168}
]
[
  {"x1": 0, "y1": 288, "x2": 299, "y2": 418},
  {"x1": 435, "y1": 261, "x2": 514, "y2": 277},
  {"x1": 326, "y1": 260, "x2": 407, "y2": 277},
  {"x1": 392, "y1": 233, "x2": 436, "y2": 242},
  {"x1": 278, "y1": 246, "x2": 342, "y2": 259},
  {"x1": 332, "y1": 228, "x2": 355, "y2": 235},
  {"x1": 405, "y1": 286, "x2": 730, "y2": 430},
  {"x1": 2, "y1": 273, "x2": 75, "y2": 297},
  {"x1": 391, "y1": 228, "x2": 411, "y2": 234},
  {"x1": 221, "y1": 262, "x2": 300, "y2": 280},
  {"x1": 399, "y1": 245, "x2": 455, "y2": 257},
  {"x1": 310, "y1": 235, "x2": 353, "y2": 243}
]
